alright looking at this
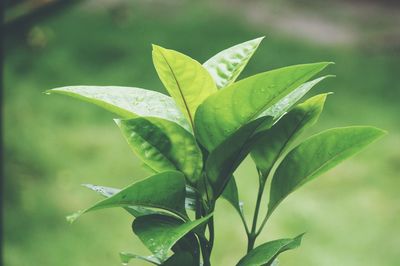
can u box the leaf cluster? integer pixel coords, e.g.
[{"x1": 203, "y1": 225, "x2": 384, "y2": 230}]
[{"x1": 47, "y1": 37, "x2": 385, "y2": 265}]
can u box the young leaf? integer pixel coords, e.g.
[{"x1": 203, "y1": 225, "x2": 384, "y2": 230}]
[
  {"x1": 66, "y1": 171, "x2": 188, "y2": 222},
  {"x1": 206, "y1": 116, "x2": 273, "y2": 198},
  {"x1": 132, "y1": 213, "x2": 212, "y2": 261},
  {"x1": 194, "y1": 62, "x2": 332, "y2": 150},
  {"x1": 152, "y1": 45, "x2": 217, "y2": 127},
  {"x1": 119, "y1": 252, "x2": 161, "y2": 265},
  {"x1": 46, "y1": 86, "x2": 190, "y2": 132},
  {"x1": 259, "y1": 75, "x2": 332, "y2": 119},
  {"x1": 236, "y1": 234, "x2": 304, "y2": 266},
  {"x1": 116, "y1": 117, "x2": 203, "y2": 184},
  {"x1": 251, "y1": 93, "x2": 329, "y2": 177},
  {"x1": 268, "y1": 126, "x2": 386, "y2": 216},
  {"x1": 203, "y1": 37, "x2": 264, "y2": 89}
]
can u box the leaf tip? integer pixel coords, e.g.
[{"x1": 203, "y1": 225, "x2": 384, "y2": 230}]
[
  {"x1": 113, "y1": 118, "x2": 122, "y2": 126},
  {"x1": 66, "y1": 210, "x2": 83, "y2": 223}
]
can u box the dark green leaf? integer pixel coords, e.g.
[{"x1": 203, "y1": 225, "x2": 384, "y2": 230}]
[
  {"x1": 203, "y1": 37, "x2": 264, "y2": 89},
  {"x1": 195, "y1": 62, "x2": 332, "y2": 150},
  {"x1": 236, "y1": 234, "x2": 304, "y2": 266},
  {"x1": 206, "y1": 116, "x2": 273, "y2": 198},
  {"x1": 67, "y1": 171, "x2": 188, "y2": 222},
  {"x1": 162, "y1": 252, "x2": 195, "y2": 266},
  {"x1": 132, "y1": 213, "x2": 212, "y2": 261},
  {"x1": 152, "y1": 45, "x2": 217, "y2": 127},
  {"x1": 46, "y1": 86, "x2": 190, "y2": 132},
  {"x1": 268, "y1": 126, "x2": 386, "y2": 215},
  {"x1": 251, "y1": 93, "x2": 329, "y2": 177},
  {"x1": 116, "y1": 117, "x2": 203, "y2": 183}
]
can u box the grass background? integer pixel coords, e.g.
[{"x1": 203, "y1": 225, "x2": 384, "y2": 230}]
[{"x1": 4, "y1": 1, "x2": 400, "y2": 265}]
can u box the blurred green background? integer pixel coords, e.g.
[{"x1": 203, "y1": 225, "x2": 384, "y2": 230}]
[{"x1": 4, "y1": 0, "x2": 400, "y2": 265}]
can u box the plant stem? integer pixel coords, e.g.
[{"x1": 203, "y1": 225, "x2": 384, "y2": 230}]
[
  {"x1": 247, "y1": 169, "x2": 266, "y2": 252},
  {"x1": 255, "y1": 208, "x2": 273, "y2": 237},
  {"x1": 247, "y1": 234, "x2": 256, "y2": 252},
  {"x1": 198, "y1": 235, "x2": 211, "y2": 266},
  {"x1": 239, "y1": 208, "x2": 250, "y2": 235},
  {"x1": 208, "y1": 217, "x2": 215, "y2": 250}
]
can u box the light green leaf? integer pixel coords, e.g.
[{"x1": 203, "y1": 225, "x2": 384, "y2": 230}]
[
  {"x1": 132, "y1": 213, "x2": 212, "y2": 261},
  {"x1": 203, "y1": 37, "x2": 264, "y2": 89},
  {"x1": 195, "y1": 62, "x2": 332, "y2": 150},
  {"x1": 236, "y1": 234, "x2": 303, "y2": 266},
  {"x1": 46, "y1": 86, "x2": 190, "y2": 132},
  {"x1": 119, "y1": 252, "x2": 161, "y2": 265},
  {"x1": 251, "y1": 93, "x2": 329, "y2": 177},
  {"x1": 67, "y1": 171, "x2": 188, "y2": 222},
  {"x1": 116, "y1": 117, "x2": 203, "y2": 184},
  {"x1": 268, "y1": 126, "x2": 386, "y2": 216},
  {"x1": 82, "y1": 184, "x2": 159, "y2": 217},
  {"x1": 259, "y1": 75, "x2": 332, "y2": 119},
  {"x1": 152, "y1": 45, "x2": 217, "y2": 127},
  {"x1": 206, "y1": 116, "x2": 273, "y2": 198}
]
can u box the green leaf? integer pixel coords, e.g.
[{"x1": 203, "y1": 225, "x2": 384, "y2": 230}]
[
  {"x1": 82, "y1": 184, "x2": 159, "y2": 217},
  {"x1": 116, "y1": 117, "x2": 203, "y2": 184},
  {"x1": 132, "y1": 213, "x2": 212, "y2": 261},
  {"x1": 152, "y1": 45, "x2": 217, "y2": 127},
  {"x1": 67, "y1": 171, "x2": 188, "y2": 222},
  {"x1": 46, "y1": 86, "x2": 190, "y2": 132},
  {"x1": 119, "y1": 252, "x2": 161, "y2": 265},
  {"x1": 251, "y1": 93, "x2": 329, "y2": 177},
  {"x1": 236, "y1": 234, "x2": 304, "y2": 266},
  {"x1": 195, "y1": 62, "x2": 333, "y2": 150},
  {"x1": 203, "y1": 37, "x2": 264, "y2": 89},
  {"x1": 268, "y1": 126, "x2": 386, "y2": 216},
  {"x1": 162, "y1": 252, "x2": 195, "y2": 266},
  {"x1": 221, "y1": 177, "x2": 241, "y2": 213},
  {"x1": 206, "y1": 116, "x2": 273, "y2": 198},
  {"x1": 259, "y1": 76, "x2": 332, "y2": 119}
]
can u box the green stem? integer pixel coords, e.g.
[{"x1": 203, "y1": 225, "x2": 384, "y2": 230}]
[
  {"x1": 247, "y1": 234, "x2": 256, "y2": 253},
  {"x1": 198, "y1": 235, "x2": 211, "y2": 266},
  {"x1": 239, "y1": 208, "x2": 250, "y2": 235},
  {"x1": 247, "y1": 169, "x2": 266, "y2": 252},
  {"x1": 208, "y1": 217, "x2": 215, "y2": 250},
  {"x1": 255, "y1": 208, "x2": 273, "y2": 237}
]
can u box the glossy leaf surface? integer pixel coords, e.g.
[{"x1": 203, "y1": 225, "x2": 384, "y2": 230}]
[
  {"x1": 259, "y1": 75, "x2": 332, "y2": 119},
  {"x1": 82, "y1": 184, "x2": 158, "y2": 217},
  {"x1": 237, "y1": 234, "x2": 303, "y2": 266},
  {"x1": 251, "y1": 93, "x2": 329, "y2": 177},
  {"x1": 206, "y1": 116, "x2": 272, "y2": 197},
  {"x1": 195, "y1": 62, "x2": 332, "y2": 150},
  {"x1": 152, "y1": 45, "x2": 217, "y2": 127},
  {"x1": 268, "y1": 126, "x2": 386, "y2": 215},
  {"x1": 47, "y1": 86, "x2": 190, "y2": 132},
  {"x1": 132, "y1": 213, "x2": 212, "y2": 261},
  {"x1": 67, "y1": 171, "x2": 187, "y2": 222},
  {"x1": 203, "y1": 37, "x2": 264, "y2": 89},
  {"x1": 116, "y1": 117, "x2": 203, "y2": 183}
]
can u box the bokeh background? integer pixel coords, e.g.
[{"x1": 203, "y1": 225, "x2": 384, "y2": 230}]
[{"x1": 3, "y1": 0, "x2": 400, "y2": 265}]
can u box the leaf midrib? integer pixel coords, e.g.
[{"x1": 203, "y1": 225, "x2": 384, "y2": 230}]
[{"x1": 158, "y1": 50, "x2": 194, "y2": 129}]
